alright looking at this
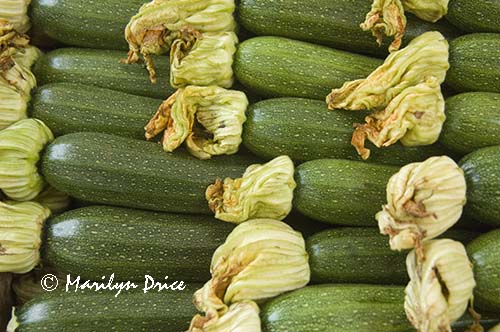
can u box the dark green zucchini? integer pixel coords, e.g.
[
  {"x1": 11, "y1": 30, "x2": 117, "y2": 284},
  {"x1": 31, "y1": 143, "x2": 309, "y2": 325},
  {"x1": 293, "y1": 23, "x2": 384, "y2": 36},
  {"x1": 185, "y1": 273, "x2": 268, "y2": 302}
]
[
  {"x1": 31, "y1": 83, "x2": 160, "y2": 139},
  {"x1": 244, "y1": 97, "x2": 450, "y2": 166},
  {"x1": 467, "y1": 229, "x2": 500, "y2": 313},
  {"x1": 40, "y1": 132, "x2": 258, "y2": 214},
  {"x1": 33, "y1": 48, "x2": 174, "y2": 99},
  {"x1": 307, "y1": 227, "x2": 479, "y2": 285},
  {"x1": 447, "y1": 0, "x2": 500, "y2": 33},
  {"x1": 43, "y1": 206, "x2": 234, "y2": 282},
  {"x1": 30, "y1": 0, "x2": 148, "y2": 50},
  {"x1": 238, "y1": 0, "x2": 460, "y2": 58},
  {"x1": 459, "y1": 145, "x2": 500, "y2": 226},
  {"x1": 440, "y1": 92, "x2": 500, "y2": 155},
  {"x1": 261, "y1": 284, "x2": 500, "y2": 332},
  {"x1": 15, "y1": 285, "x2": 198, "y2": 332},
  {"x1": 446, "y1": 33, "x2": 500, "y2": 93},
  {"x1": 234, "y1": 36, "x2": 382, "y2": 100}
]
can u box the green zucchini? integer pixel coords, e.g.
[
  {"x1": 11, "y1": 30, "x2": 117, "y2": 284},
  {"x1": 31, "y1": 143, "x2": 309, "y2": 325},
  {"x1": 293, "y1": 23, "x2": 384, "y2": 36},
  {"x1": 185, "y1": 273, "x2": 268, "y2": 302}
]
[
  {"x1": 30, "y1": 83, "x2": 160, "y2": 139},
  {"x1": 293, "y1": 159, "x2": 398, "y2": 226},
  {"x1": 234, "y1": 36, "x2": 382, "y2": 100},
  {"x1": 459, "y1": 145, "x2": 500, "y2": 226},
  {"x1": 30, "y1": 0, "x2": 147, "y2": 50},
  {"x1": 43, "y1": 205, "x2": 234, "y2": 282},
  {"x1": 307, "y1": 227, "x2": 478, "y2": 285},
  {"x1": 447, "y1": 0, "x2": 500, "y2": 33},
  {"x1": 40, "y1": 132, "x2": 258, "y2": 214},
  {"x1": 261, "y1": 284, "x2": 499, "y2": 332},
  {"x1": 33, "y1": 48, "x2": 174, "y2": 99},
  {"x1": 238, "y1": 0, "x2": 460, "y2": 58},
  {"x1": 15, "y1": 286, "x2": 197, "y2": 332},
  {"x1": 446, "y1": 33, "x2": 500, "y2": 93},
  {"x1": 243, "y1": 97, "x2": 450, "y2": 166},
  {"x1": 467, "y1": 229, "x2": 500, "y2": 313},
  {"x1": 440, "y1": 92, "x2": 500, "y2": 155}
]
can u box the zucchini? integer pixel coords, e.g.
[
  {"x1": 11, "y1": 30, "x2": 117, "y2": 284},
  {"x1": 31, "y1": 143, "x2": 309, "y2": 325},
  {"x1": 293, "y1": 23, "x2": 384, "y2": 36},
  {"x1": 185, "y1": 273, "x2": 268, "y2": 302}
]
[
  {"x1": 447, "y1": 0, "x2": 500, "y2": 33},
  {"x1": 440, "y1": 92, "x2": 500, "y2": 155},
  {"x1": 30, "y1": 83, "x2": 160, "y2": 139},
  {"x1": 243, "y1": 97, "x2": 450, "y2": 166},
  {"x1": 234, "y1": 36, "x2": 382, "y2": 100},
  {"x1": 467, "y1": 229, "x2": 500, "y2": 313},
  {"x1": 30, "y1": 0, "x2": 147, "y2": 50},
  {"x1": 446, "y1": 33, "x2": 500, "y2": 93},
  {"x1": 15, "y1": 286, "x2": 197, "y2": 332},
  {"x1": 261, "y1": 284, "x2": 499, "y2": 332},
  {"x1": 40, "y1": 132, "x2": 258, "y2": 214},
  {"x1": 238, "y1": 0, "x2": 460, "y2": 58},
  {"x1": 33, "y1": 48, "x2": 174, "y2": 99},
  {"x1": 293, "y1": 159, "x2": 398, "y2": 226},
  {"x1": 307, "y1": 227, "x2": 478, "y2": 285},
  {"x1": 43, "y1": 205, "x2": 234, "y2": 282},
  {"x1": 459, "y1": 145, "x2": 500, "y2": 226}
]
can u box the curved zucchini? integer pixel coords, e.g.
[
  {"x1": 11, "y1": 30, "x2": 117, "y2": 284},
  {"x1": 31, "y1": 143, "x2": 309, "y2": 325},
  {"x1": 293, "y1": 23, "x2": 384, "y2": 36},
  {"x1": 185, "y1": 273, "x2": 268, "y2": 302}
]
[
  {"x1": 447, "y1": 0, "x2": 500, "y2": 33},
  {"x1": 244, "y1": 97, "x2": 450, "y2": 165},
  {"x1": 43, "y1": 206, "x2": 234, "y2": 282},
  {"x1": 30, "y1": 83, "x2": 160, "y2": 139},
  {"x1": 40, "y1": 132, "x2": 258, "y2": 214},
  {"x1": 440, "y1": 92, "x2": 500, "y2": 155},
  {"x1": 33, "y1": 48, "x2": 174, "y2": 99}
]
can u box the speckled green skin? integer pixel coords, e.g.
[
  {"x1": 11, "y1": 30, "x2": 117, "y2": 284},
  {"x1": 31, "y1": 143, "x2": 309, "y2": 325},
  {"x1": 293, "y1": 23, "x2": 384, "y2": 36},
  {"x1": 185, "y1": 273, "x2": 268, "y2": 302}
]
[
  {"x1": 293, "y1": 159, "x2": 397, "y2": 226},
  {"x1": 238, "y1": 0, "x2": 460, "y2": 58},
  {"x1": 31, "y1": 83, "x2": 161, "y2": 139},
  {"x1": 30, "y1": 0, "x2": 148, "y2": 50},
  {"x1": 446, "y1": 34, "x2": 500, "y2": 93},
  {"x1": 244, "y1": 97, "x2": 448, "y2": 165},
  {"x1": 440, "y1": 92, "x2": 500, "y2": 155},
  {"x1": 460, "y1": 145, "x2": 500, "y2": 226},
  {"x1": 467, "y1": 229, "x2": 500, "y2": 313},
  {"x1": 40, "y1": 132, "x2": 258, "y2": 214},
  {"x1": 234, "y1": 36, "x2": 382, "y2": 100},
  {"x1": 16, "y1": 285, "x2": 198, "y2": 332},
  {"x1": 261, "y1": 284, "x2": 500, "y2": 332},
  {"x1": 307, "y1": 228, "x2": 479, "y2": 285},
  {"x1": 43, "y1": 206, "x2": 233, "y2": 282},
  {"x1": 33, "y1": 48, "x2": 174, "y2": 99},
  {"x1": 447, "y1": 0, "x2": 500, "y2": 33}
]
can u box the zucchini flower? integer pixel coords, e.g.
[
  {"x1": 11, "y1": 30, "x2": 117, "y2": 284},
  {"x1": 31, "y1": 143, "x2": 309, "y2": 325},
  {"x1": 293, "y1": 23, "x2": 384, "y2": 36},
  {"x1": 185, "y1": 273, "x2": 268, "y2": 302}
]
[
  {"x1": 6, "y1": 309, "x2": 17, "y2": 332},
  {"x1": 351, "y1": 77, "x2": 445, "y2": 159},
  {"x1": 206, "y1": 156, "x2": 296, "y2": 224},
  {"x1": 145, "y1": 86, "x2": 248, "y2": 160},
  {"x1": 360, "y1": 0, "x2": 406, "y2": 52},
  {"x1": 0, "y1": 119, "x2": 54, "y2": 201},
  {"x1": 0, "y1": 200, "x2": 50, "y2": 273},
  {"x1": 377, "y1": 156, "x2": 466, "y2": 254},
  {"x1": 170, "y1": 31, "x2": 237, "y2": 89},
  {"x1": 405, "y1": 239, "x2": 475, "y2": 332},
  {"x1": 193, "y1": 219, "x2": 309, "y2": 321},
  {"x1": 0, "y1": 1, "x2": 31, "y2": 33},
  {"x1": 124, "y1": 0, "x2": 236, "y2": 83},
  {"x1": 35, "y1": 186, "x2": 71, "y2": 214},
  {"x1": 491, "y1": 323, "x2": 500, "y2": 332},
  {"x1": 189, "y1": 300, "x2": 261, "y2": 332},
  {"x1": 13, "y1": 268, "x2": 66, "y2": 305},
  {"x1": 403, "y1": 0, "x2": 449, "y2": 23}
]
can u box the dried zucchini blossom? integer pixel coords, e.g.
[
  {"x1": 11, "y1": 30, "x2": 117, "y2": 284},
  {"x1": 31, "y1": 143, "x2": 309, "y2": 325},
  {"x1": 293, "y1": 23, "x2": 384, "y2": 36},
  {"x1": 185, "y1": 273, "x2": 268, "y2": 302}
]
[
  {"x1": 206, "y1": 156, "x2": 296, "y2": 224},
  {"x1": 0, "y1": 119, "x2": 54, "y2": 201},
  {"x1": 405, "y1": 239, "x2": 476, "y2": 332},
  {"x1": 124, "y1": 0, "x2": 236, "y2": 83},
  {"x1": 192, "y1": 219, "x2": 309, "y2": 324},
  {"x1": 377, "y1": 156, "x2": 466, "y2": 253},
  {"x1": 145, "y1": 86, "x2": 247, "y2": 160},
  {"x1": 170, "y1": 31, "x2": 237, "y2": 89},
  {"x1": 0, "y1": 0, "x2": 32, "y2": 33},
  {"x1": 0, "y1": 200, "x2": 50, "y2": 273},
  {"x1": 34, "y1": 186, "x2": 71, "y2": 214},
  {"x1": 189, "y1": 300, "x2": 261, "y2": 332},
  {"x1": 403, "y1": 0, "x2": 449, "y2": 23}
]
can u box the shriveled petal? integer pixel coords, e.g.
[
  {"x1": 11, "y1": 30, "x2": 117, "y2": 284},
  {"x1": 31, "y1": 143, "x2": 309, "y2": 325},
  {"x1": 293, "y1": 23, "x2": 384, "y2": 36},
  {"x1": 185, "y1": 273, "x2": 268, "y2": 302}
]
[
  {"x1": 34, "y1": 186, "x2": 71, "y2": 214},
  {"x1": 189, "y1": 301, "x2": 260, "y2": 332},
  {"x1": 206, "y1": 156, "x2": 295, "y2": 223},
  {"x1": 377, "y1": 156, "x2": 466, "y2": 251},
  {"x1": 403, "y1": 0, "x2": 449, "y2": 22},
  {"x1": 0, "y1": 1, "x2": 31, "y2": 33},
  {"x1": 405, "y1": 239, "x2": 475, "y2": 332}
]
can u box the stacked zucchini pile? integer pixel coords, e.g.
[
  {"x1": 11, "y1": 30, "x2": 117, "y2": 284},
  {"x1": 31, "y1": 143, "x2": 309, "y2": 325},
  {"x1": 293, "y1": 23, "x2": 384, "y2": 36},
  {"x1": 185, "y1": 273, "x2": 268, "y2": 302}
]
[{"x1": 0, "y1": 0, "x2": 499, "y2": 331}]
